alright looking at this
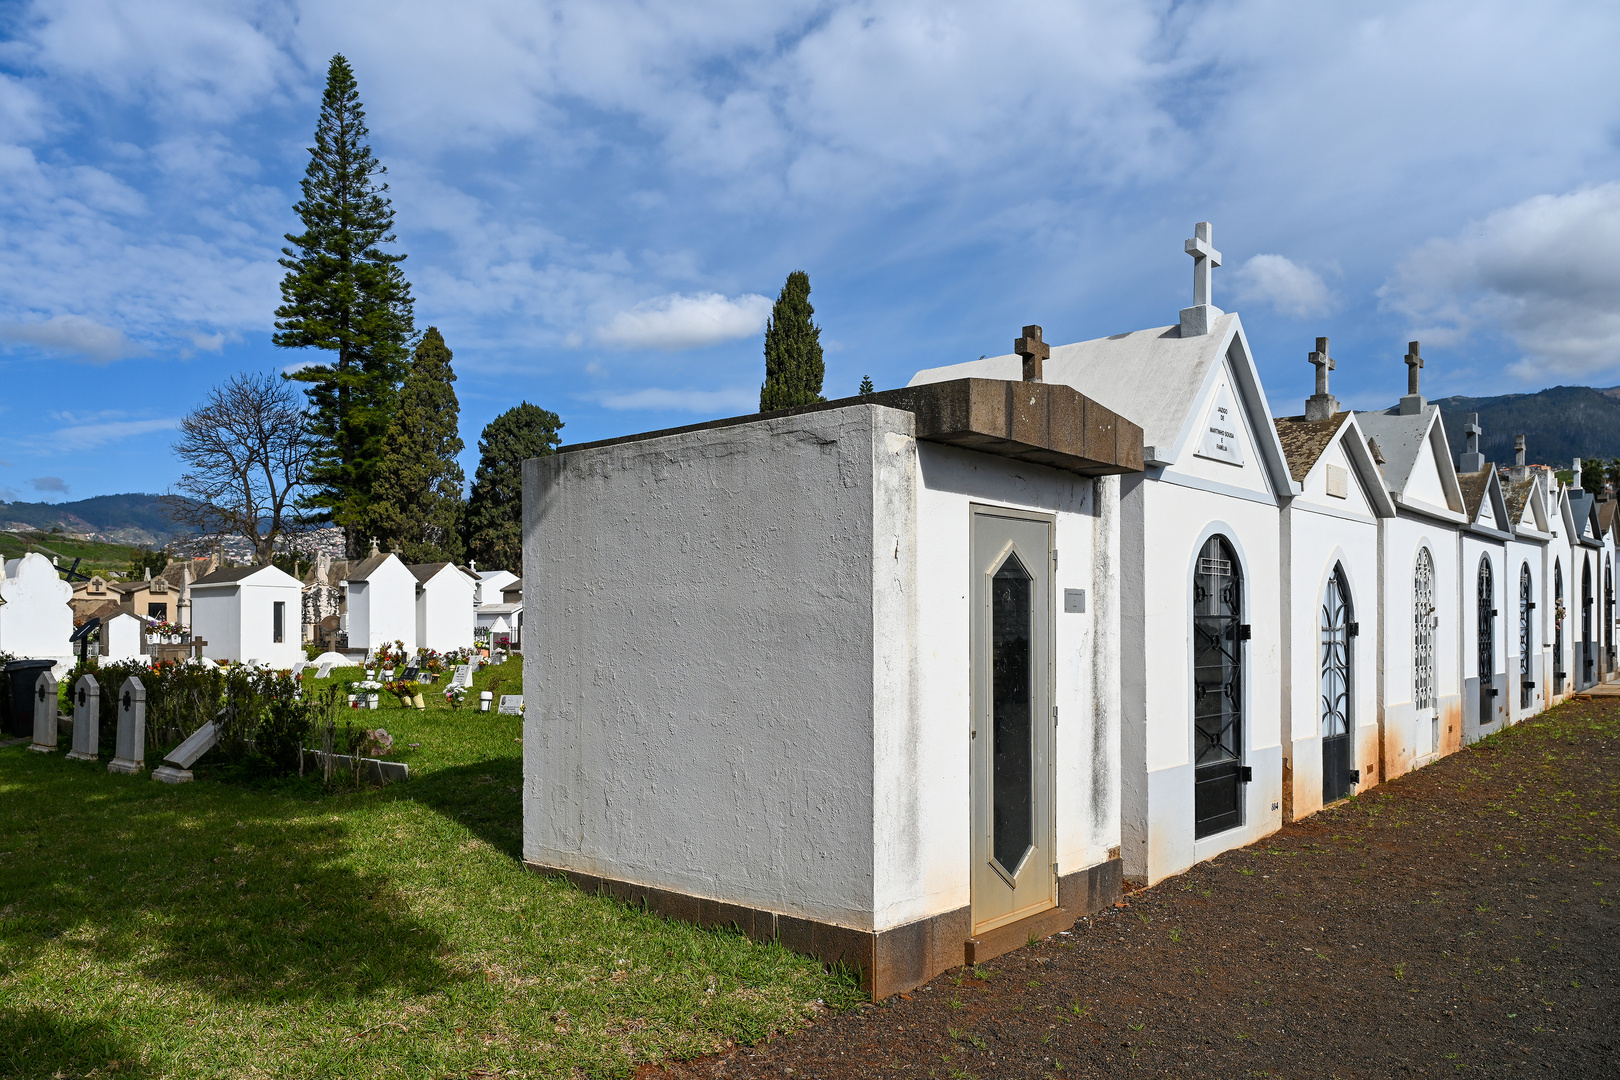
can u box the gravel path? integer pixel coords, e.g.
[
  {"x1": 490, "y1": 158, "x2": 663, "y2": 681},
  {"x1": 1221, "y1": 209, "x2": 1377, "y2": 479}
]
[{"x1": 642, "y1": 700, "x2": 1620, "y2": 1079}]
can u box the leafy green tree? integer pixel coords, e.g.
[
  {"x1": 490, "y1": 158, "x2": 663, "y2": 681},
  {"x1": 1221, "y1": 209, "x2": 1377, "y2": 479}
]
[
  {"x1": 128, "y1": 548, "x2": 168, "y2": 579},
  {"x1": 858, "y1": 375, "x2": 875, "y2": 396},
  {"x1": 759, "y1": 270, "x2": 825, "y2": 411},
  {"x1": 369, "y1": 328, "x2": 467, "y2": 562},
  {"x1": 463, "y1": 403, "x2": 564, "y2": 572},
  {"x1": 274, "y1": 54, "x2": 415, "y2": 557}
]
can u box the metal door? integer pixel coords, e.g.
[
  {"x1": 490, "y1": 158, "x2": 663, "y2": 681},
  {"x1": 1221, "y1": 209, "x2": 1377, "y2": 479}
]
[
  {"x1": 1321, "y1": 566, "x2": 1353, "y2": 804},
  {"x1": 1194, "y1": 535, "x2": 1245, "y2": 838},
  {"x1": 970, "y1": 506, "x2": 1056, "y2": 935},
  {"x1": 1582, "y1": 560, "x2": 1594, "y2": 685},
  {"x1": 1519, "y1": 564, "x2": 1534, "y2": 709},
  {"x1": 1478, "y1": 556, "x2": 1495, "y2": 725},
  {"x1": 1554, "y1": 562, "x2": 1566, "y2": 694},
  {"x1": 1413, "y1": 548, "x2": 1438, "y2": 755}
]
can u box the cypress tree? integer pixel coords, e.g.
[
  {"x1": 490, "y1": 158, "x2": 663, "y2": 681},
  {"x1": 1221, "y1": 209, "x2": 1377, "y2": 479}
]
[
  {"x1": 369, "y1": 328, "x2": 466, "y2": 562},
  {"x1": 759, "y1": 270, "x2": 825, "y2": 411},
  {"x1": 463, "y1": 403, "x2": 564, "y2": 572},
  {"x1": 274, "y1": 54, "x2": 415, "y2": 557}
]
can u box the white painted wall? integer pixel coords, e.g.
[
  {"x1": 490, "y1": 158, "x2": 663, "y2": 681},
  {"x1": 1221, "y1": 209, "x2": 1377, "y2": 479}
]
[
  {"x1": 523, "y1": 403, "x2": 1124, "y2": 934},
  {"x1": 0, "y1": 553, "x2": 73, "y2": 670},
  {"x1": 192, "y1": 568, "x2": 303, "y2": 667},
  {"x1": 345, "y1": 556, "x2": 417, "y2": 653},
  {"x1": 102, "y1": 612, "x2": 144, "y2": 662},
  {"x1": 416, "y1": 566, "x2": 476, "y2": 653},
  {"x1": 1460, "y1": 535, "x2": 1510, "y2": 741},
  {"x1": 1379, "y1": 513, "x2": 1464, "y2": 780},
  {"x1": 1504, "y1": 536, "x2": 1546, "y2": 721}
]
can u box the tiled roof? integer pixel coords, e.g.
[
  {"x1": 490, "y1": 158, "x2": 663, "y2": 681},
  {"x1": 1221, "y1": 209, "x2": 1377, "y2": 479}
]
[
  {"x1": 1457, "y1": 467, "x2": 1492, "y2": 521},
  {"x1": 1273, "y1": 413, "x2": 1349, "y2": 483}
]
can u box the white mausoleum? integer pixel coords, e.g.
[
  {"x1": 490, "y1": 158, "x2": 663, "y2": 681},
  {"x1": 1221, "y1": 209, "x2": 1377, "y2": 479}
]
[
  {"x1": 190, "y1": 564, "x2": 304, "y2": 667},
  {"x1": 411, "y1": 561, "x2": 476, "y2": 653},
  {"x1": 0, "y1": 552, "x2": 73, "y2": 671},
  {"x1": 343, "y1": 552, "x2": 418, "y2": 654},
  {"x1": 524, "y1": 376, "x2": 1144, "y2": 997}
]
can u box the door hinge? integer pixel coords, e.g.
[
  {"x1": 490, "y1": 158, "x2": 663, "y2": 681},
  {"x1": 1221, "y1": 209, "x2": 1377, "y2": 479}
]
[
  {"x1": 1348, "y1": 620, "x2": 1360, "y2": 637},
  {"x1": 1237, "y1": 624, "x2": 1253, "y2": 641},
  {"x1": 1052, "y1": 704, "x2": 1058, "y2": 727},
  {"x1": 1349, "y1": 769, "x2": 1361, "y2": 784},
  {"x1": 1238, "y1": 765, "x2": 1254, "y2": 783},
  {"x1": 1051, "y1": 549, "x2": 1058, "y2": 569}
]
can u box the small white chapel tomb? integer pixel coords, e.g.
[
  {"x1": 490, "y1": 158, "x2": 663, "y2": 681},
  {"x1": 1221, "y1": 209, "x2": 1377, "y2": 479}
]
[
  {"x1": 189, "y1": 564, "x2": 304, "y2": 668},
  {"x1": 101, "y1": 611, "x2": 145, "y2": 663},
  {"x1": 912, "y1": 224, "x2": 1295, "y2": 887},
  {"x1": 0, "y1": 552, "x2": 74, "y2": 672},
  {"x1": 343, "y1": 550, "x2": 418, "y2": 654},
  {"x1": 410, "y1": 562, "x2": 476, "y2": 653},
  {"x1": 524, "y1": 367, "x2": 1144, "y2": 998}
]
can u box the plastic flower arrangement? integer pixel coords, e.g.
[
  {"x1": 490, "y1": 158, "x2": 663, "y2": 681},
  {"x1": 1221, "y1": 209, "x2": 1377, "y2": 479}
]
[
  {"x1": 375, "y1": 640, "x2": 409, "y2": 668},
  {"x1": 384, "y1": 678, "x2": 416, "y2": 703},
  {"x1": 443, "y1": 684, "x2": 470, "y2": 709}
]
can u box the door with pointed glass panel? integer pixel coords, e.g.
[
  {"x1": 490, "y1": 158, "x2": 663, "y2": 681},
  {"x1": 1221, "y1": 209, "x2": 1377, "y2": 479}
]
[{"x1": 969, "y1": 506, "x2": 1056, "y2": 935}]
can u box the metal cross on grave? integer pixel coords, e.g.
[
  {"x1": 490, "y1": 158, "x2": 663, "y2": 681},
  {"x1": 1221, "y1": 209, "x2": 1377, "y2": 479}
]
[
  {"x1": 1015, "y1": 325, "x2": 1049, "y2": 382},
  {"x1": 1185, "y1": 221, "x2": 1221, "y2": 308},
  {"x1": 1405, "y1": 341, "x2": 1424, "y2": 395},
  {"x1": 1309, "y1": 337, "x2": 1335, "y2": 396}
]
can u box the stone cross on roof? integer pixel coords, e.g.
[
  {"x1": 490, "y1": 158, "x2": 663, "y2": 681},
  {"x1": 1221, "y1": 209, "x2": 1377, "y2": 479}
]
[
  {"x1": 1305, "y1": 336, "x2": 1339, "y2": 421},
  {"x1": 1459, "y1": 411, "x2": 1486, "y2": 473},
  {"x1": 1015, "y1": 325, "x2": 1049, "y2": 382},
  {"x1": 1399, "y1": 341, "x2": 1427, "y2": 416},
  {"x1": 1179, "y1": 222, "x2": 1225, "y2": 337},
  {"x1": 369, "y1": 537, "x2": 380, "y2": 557},
  {"x1": 1515, "y1": 435, "x2": 1526, "y2": 467}
]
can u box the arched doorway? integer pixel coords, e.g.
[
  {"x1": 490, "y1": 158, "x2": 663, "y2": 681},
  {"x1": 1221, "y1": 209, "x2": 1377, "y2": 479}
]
[
  {"x1": 1554, "y1": 561, "x2": 1566, "y2": 695},
  {"x1": 1519, "y1": 563, "x2": 1534, "y2": 710},
  {"x1": 1321, "y1": 565, "x2": 1354, "y2": 803},
  {"x1": 1478, "y1": 555, "x2": 1496, "y2": 726},
  {"x1": 1606, "y1": 557, "x2": 1614, "y2": 674},
  {"x1": 1193, "y1": 535, "x2": 1245, "y2": 839},
  {"x1": 1582, "y1": 558, "x2": 1594, "y2": 687},
  {"x1": 1413, "y1": 548, "x2": 1437, "y2": 755}
]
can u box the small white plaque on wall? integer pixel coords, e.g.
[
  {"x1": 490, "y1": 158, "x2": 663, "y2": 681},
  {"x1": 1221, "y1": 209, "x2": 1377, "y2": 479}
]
[
  {"x1": 1195, "y1": 384, "x2": 1245, "y2": 466},
  {"x1": 1326, "y1": 464, "x2": 1348, "y2": 499}
]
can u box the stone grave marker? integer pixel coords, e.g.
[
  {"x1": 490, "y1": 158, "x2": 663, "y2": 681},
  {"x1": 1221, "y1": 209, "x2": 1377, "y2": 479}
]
[
  {"x1": 498, "y1": 695, "x2": 524, "y2": 715},
  {"x1": 450, "y1": 664, "x2": 473, "y2": 689},
  {"x1": 315, "y1": 661, "x2": 334, "y2": 679},
  {"x1": 153, "y1": 718, "x2": 220, "y2": 784},
  {"x1": 292, "y1": 660, "x2": 308, "y2": 676},
  {"x1": 65, "y1": 674, "x2": 99, "y2": 761},
  {"x1": 108, "y1": 675, "x2": 146, "y2": 774},
  {"x1": 29, "y1": 670, "x2": 58, "y2": 753},
  {"x1": 401, "y1": 664, "x2": 419, "y2": 682}
]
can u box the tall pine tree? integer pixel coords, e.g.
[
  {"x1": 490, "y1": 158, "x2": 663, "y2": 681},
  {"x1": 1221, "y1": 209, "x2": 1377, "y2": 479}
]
[
  {"x1": 369, "y1": 328, "x2": 466, "y2": 562},
  {"x1": 759, "y1": 270, "x2": 825, "y2": 411},
  {"x1": 463, "y1": 403, "x2": 564, "y2": 572},
  {"x1": 274, "y1": 54, "x2": 415, "y2": 557}
]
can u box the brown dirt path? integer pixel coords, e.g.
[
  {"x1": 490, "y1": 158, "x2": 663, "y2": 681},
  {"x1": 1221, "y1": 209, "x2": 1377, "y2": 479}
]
[{"x1": 642, "y1": 700, "x2": 1620, "y2": 1079}]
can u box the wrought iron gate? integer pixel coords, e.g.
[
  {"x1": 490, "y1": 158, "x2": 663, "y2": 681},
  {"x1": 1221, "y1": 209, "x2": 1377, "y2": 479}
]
[
  {"x1": 1520, "y1": 563, "x2": 1534, "y2": 709},
  {"x1": 1413, "y1": 548, "x2": 1437, "y2": 753},
  {"x1": 1321, "y1": 566, "x2": 1354, "y2": 804},
  {"x1": 1193, "y1": 535, "x2": 1246, "y2": 839},
  {"x1": 1478, "y1": 556, "x2": 1496, "y2": 726}
]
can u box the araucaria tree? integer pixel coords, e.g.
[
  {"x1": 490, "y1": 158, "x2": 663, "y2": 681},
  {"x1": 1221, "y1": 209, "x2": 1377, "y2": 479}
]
[
  {"x1": 369, "y1": 328, "x2": 466, "y2": 562},
  {"x1": 274, "y1": 54, "x2": 415, "y2": 557},
  {"x1": 162, "y1": 372, "x2": 316, "y2": 565},
  {"x1": 463, "y1": 403, "x2": 563, "y2": 572},
  {"x1": 759, "y1": 270, "x2": 825, "y2": 411}
]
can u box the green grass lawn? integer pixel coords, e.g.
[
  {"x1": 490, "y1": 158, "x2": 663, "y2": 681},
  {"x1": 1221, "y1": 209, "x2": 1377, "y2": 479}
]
[{"x1": 0, "y1": 658, "x2": 858, "y2": 1078}]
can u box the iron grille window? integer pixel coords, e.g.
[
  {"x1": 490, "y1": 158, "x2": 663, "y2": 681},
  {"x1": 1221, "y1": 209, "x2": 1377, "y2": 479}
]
[
  {"x1": 1321, "y1": 568, "x2": 1351, "y2": 740},
  {"x1": 1193, "y1": 535, "x2": 1244, "y2": 839},
  {"x1": 1478, "y1": 555, "x2": 1495, "y2": 724},
  {"x1": 1413, "y1": 548, "x2": 1436, "y2": 712},
  {"x1": 1554, "y1": 562, "x2": 1565, "y2": 694}
]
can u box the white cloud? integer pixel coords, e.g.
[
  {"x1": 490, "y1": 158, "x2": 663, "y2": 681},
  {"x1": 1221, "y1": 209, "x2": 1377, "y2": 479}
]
[
  {"x1": 1380, "y1": 183, "x2": 1620, "y2": 379},
  {"x1": 30, "y1": 476, "x2": 67, "y2": 493},
  {"x1": 52, "y1": 417, "x2": 178, "y2": 450},
  {"x1": 597, "y1": 292, "x2": 771, "y2": 351},
  {"x1": 599, "y1": 386, "x2": 757, "y2": 413},
  {"x1": 1228, "y1": 254, "x2": 1332, "y2": 318},
  {"x1": 0, "y1": 314, "x2": 143, "y2": 363}
]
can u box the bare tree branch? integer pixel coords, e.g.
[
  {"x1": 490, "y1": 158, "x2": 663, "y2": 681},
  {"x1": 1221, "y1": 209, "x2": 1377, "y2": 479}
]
[{"x1": 163, "y1": 373, "x2": 317, "y2": 565}]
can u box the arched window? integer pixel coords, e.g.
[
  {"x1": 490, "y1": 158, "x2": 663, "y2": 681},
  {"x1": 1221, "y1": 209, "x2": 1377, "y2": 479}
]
[
  {"x1": 1321, "y1": 564, "x2": 1354, "y2": 803},
  {"x1": 1193, "y1": 535, "x2": 1244, "y2": 839},
  {"x1": 1478, "y1": 555, "x2": 1496, "y2": 725},
  {"x1": 1413, "y1": 548, "x2": 1436, "y2": 711},
  {"x1": 1554, "y1": 561, "x2": 1566, "y2": 694},
  {"x1": 1519, "y1": 563, "x2": 1534, "y2": 710}
]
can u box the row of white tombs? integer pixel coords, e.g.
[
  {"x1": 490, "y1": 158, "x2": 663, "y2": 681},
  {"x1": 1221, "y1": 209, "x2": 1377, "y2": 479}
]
[{"x1": 516, "y1": 224, "x2": 1620, "y2": 998}]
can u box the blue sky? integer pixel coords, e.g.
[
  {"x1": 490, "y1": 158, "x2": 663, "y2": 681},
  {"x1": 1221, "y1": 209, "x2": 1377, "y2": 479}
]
[{"x1": 2, "y1": 0, "x2": 1619, "y2": 502}]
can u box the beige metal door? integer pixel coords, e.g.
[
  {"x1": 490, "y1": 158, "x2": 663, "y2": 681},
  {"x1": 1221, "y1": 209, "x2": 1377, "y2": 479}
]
[{"x1": 970, "y1": 505, "x2": 1057, "y2": 935}]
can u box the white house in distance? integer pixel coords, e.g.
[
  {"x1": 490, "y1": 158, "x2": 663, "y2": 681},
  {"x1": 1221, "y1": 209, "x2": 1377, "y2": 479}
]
[
  {"x1": 524, "y1": 373, "x2": 1144, "y2": 998},
  {"x1": 476, "y1": 576, "x2": 523, "y2": 648},
  {"x1": 473, "y1": 568, "x2": 518, "y2": 607},
  {"x1": 911, "y1": 224, "x2": 1298, "y2": 887},
  {"x1": 344, "y1": 551, "x2": 418, "y2": 654},
  {"x1": 190, "y1": 564, "x2": 304, "y2": 667},
  {"x1": 0, "y1": 552, "x2": 74, "y2": 671},
  {"x1": 411, "y1": 562, "x2": 476, "y2": 653}
]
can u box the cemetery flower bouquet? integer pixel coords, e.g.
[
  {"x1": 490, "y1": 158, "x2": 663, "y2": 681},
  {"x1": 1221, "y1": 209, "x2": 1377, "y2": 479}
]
[
  {"x1": 414, "y1": 648, "x2": 447, "y2": 675},
  {"x1": 375, "y1": 640, "x2": 409, "y2": 668},
  {"x1": 443, "y1": 684, "x2": 470, "y2": 709},
  {"x1": 384, "y1": 678, "x2": 416, "y2": 705}
]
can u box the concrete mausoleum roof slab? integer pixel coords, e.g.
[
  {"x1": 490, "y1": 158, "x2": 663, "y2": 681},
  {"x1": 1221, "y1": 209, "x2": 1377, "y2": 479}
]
[
  {"x1": 191, "y1": 564, "x2": 301, "y2": 589},
  {"x1": 1355, "y1": 404, "x2": 1468, "y2": 521}
]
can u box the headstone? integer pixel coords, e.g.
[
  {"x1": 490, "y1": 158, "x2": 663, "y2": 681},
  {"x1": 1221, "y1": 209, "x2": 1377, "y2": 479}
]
[
  {"x1": 29, "y1": 670, "x2": 57, "y2": 753},
  {"x1": 292, "y1": 660, "x2": 308, "y2": 676},
  {"x1": 152, "y1": 718, "x2": 220, "y2": 784},
  {"x1": 401, "y1": 664, "x2": 419, "y2": 681},
  {"x1": 315, "y1": 661, "x2": 334, "y2": 679},
  {"x1": 498, "y1": 695, "x2": 524, "y2": 715},
  {"x1": 108, "y1": 675, "x2": 146, "y2": 774},
  {"x1": 450, "y1": 664, "x2": 473, "y2": 689},
  {"x1": 65, "y1": 674, "x2": 100, "y2": 761},
  {"x1": 417, "y1": 672, "x2": 434, "y2": 684}
]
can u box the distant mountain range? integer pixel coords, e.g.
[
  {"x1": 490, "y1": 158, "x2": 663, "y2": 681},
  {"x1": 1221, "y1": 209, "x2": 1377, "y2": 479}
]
[
  {"x1": 0, "y1": 493, "x2": 181, "y2": 546},
  {"x1": 1427, "y1": 385, "x2": 1620, "y2": 470}
]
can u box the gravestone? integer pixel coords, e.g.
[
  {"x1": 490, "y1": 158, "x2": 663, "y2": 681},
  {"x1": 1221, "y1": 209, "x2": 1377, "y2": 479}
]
[
  {"x1": 108, "y1": 675, "x2": 146, "y2": 775},
  {"x1": 450, "y1": 664, "x2": 473, "y2": 689},
  {"x1": 401, "y1": 664, "x2": 419, "y2": 682},
  {"x1": 29, "y1": 670, "x2": 58, "y2": 753},
  {"x1": 498, "y1": 695, "x2": 524, "y2": 715},
  {"x1": 292, "y1": 660, "x2": 308, "y2": 676},
  {"x1": 417, "y1": 672, "x2": 434, "y2": 684},
  {"x1": 315, "y1": 661, "x2": 334, "y2": 679},
  {"x1": 65, "y1": 674, "x2": 100, "y2": 761},
  {"x1": 152, "y1": 718, "x2": 220, "y2": 784}
]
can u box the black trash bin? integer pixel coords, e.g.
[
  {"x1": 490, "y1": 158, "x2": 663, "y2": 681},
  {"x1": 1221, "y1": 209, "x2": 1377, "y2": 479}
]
[{"x1": 6, "y1": 659, "x2": 57, "y2": 738}]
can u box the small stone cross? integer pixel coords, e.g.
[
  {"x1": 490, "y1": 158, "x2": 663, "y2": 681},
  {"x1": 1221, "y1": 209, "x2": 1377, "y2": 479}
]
[
  {"x1": 1309, "y1": 337, "x2": 1335, "y2": 396},
  {"x1": 369, "y1": 536, "x2": 380, "y2": 557},
  {"x1": 1404, "y1": 341, "x2": 1424, "y2": 395},
  {"x1": 1185, "y1": 221, "x2": 1222, "y2": 307},
  {"x1": 1464, "y1": 412, "x2": 1483, "y2": 456},
  {"x1": 1015, "y1": 325, "x2": 1049, "y2": 382},
  {"x1": 1514, "y1": 435, "x2": 1526, "y2": 468}
]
